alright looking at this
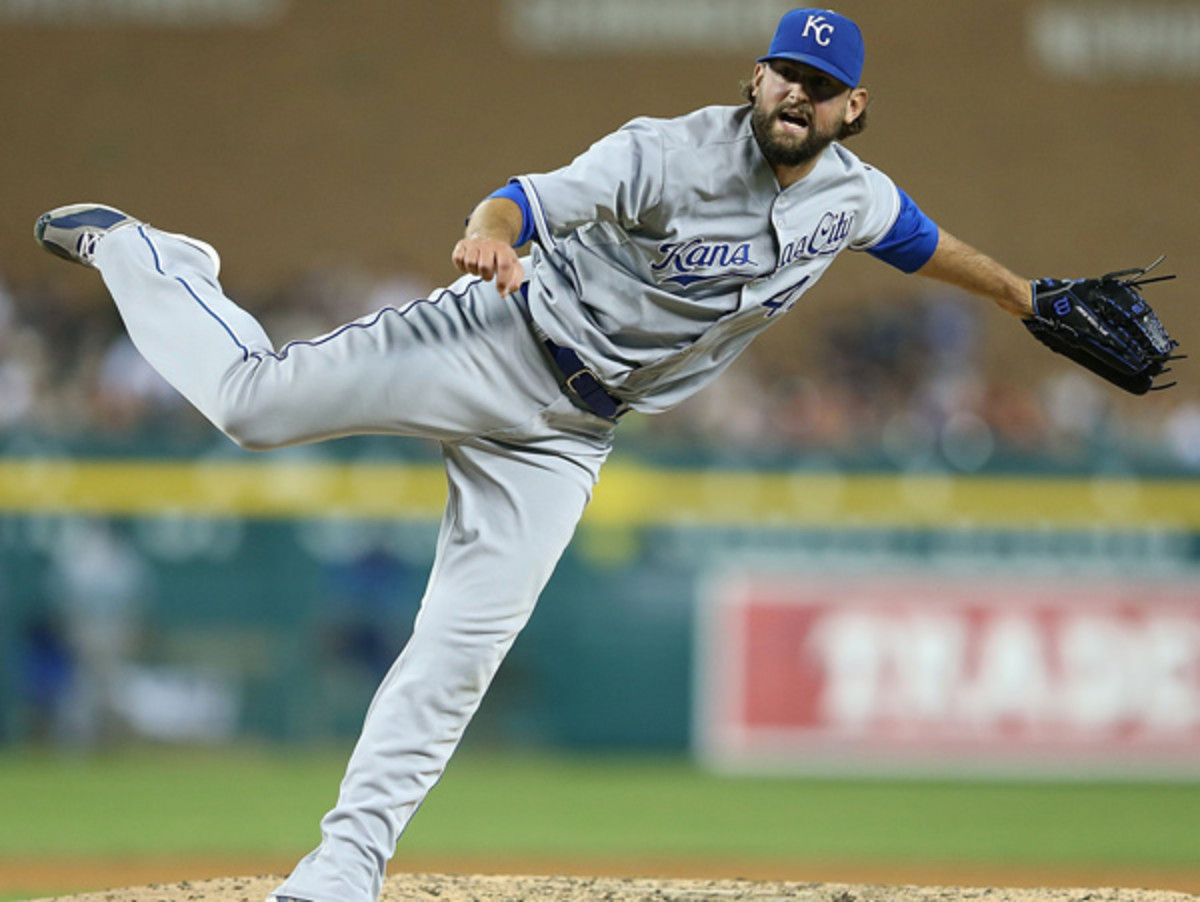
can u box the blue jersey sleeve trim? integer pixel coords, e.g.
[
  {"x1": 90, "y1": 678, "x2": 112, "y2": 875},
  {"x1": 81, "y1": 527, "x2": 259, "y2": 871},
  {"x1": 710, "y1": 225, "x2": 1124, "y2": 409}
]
[
  {"x1": 486, "y1": 181, "x2": 536, "y2": 247},
  {"x1": 865, "y1": 189, "x2": 940, "y2": 274}
]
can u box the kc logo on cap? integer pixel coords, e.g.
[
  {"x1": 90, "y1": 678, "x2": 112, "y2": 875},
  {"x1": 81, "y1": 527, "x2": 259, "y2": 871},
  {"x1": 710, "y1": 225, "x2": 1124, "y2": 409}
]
[
  {"x1": 758, "y1": 8, "x2": 865, "y2": 87},
  {"x1": 801, "y1": 13, "x2": 835, "y2": 46}
]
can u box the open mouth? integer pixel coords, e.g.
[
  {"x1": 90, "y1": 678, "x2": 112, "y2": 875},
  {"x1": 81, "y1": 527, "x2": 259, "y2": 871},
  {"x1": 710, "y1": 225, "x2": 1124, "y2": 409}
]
[{"x1": 777, "y1": 109, "x2": 811, "y2": 132}]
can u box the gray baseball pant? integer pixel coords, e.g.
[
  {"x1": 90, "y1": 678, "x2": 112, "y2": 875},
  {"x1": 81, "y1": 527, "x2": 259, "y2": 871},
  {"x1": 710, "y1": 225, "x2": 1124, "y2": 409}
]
[{"x1": 94, "y1": 224, "x2": 615, "y2": 902}]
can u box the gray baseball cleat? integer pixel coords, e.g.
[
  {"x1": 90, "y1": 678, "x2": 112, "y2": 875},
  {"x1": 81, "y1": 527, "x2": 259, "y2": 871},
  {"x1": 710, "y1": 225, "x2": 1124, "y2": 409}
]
[
  {"x1": 34, "y1": 203, "x2": 138, "y2": 267},
  {"x1": 34, "y1": 202, "x2": 222, "y2": 275}
]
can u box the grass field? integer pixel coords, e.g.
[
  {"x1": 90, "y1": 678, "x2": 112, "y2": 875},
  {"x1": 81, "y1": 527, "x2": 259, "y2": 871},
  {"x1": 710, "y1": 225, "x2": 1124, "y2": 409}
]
[{"x1": 1, "y1": 746, "x2": 1198, "y2": 900}]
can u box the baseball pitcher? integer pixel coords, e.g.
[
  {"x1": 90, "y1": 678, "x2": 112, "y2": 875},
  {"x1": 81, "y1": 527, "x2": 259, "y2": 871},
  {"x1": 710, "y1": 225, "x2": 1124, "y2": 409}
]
[{"x1": 33, "y1": 9, "x2": 1179, "y2": 902}]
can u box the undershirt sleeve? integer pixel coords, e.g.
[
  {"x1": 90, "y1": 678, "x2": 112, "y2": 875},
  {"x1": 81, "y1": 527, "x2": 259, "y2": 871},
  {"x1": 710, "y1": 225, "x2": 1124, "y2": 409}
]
[
  {"x1": 865, "y1": 188, "x2": 940, "y2": 274},
  {"x1": 485, "y1": 181, "x2": 536, "y2": 247}
]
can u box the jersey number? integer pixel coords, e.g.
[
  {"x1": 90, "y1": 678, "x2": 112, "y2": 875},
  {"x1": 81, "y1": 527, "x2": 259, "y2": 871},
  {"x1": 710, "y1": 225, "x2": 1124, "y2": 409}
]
[{"x1": 761, "y1": 276, "x2": 811, "y2": 318}]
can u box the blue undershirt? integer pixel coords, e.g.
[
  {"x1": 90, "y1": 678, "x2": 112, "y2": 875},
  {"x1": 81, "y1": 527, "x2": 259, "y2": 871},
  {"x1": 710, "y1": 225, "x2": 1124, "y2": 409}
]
[
  {"x1": 487, "y1": 182, "x2": 537, "y2": 247},
  {"x1": 866, "y1": 188, "x2": 940, "y2": 273},
  {"x1": 486, "y1": 180, "x2": 939, "y2": 274}
]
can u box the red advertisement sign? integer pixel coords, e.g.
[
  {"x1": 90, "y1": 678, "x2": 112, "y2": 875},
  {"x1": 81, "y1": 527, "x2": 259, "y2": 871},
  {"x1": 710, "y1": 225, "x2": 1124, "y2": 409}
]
[{"x1": 695, "y1": 573, "x2": 1200, "y2": 776}]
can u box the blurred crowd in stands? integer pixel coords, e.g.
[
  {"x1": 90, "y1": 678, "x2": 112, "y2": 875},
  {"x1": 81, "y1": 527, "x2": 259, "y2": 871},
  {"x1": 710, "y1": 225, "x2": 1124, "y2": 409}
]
[
  {"x1": 2, "y1": 265, "x2": 1197, "y2": 472},
  {"x1": 649, "y1": 291, "x2": 1200, "y2": 471}
]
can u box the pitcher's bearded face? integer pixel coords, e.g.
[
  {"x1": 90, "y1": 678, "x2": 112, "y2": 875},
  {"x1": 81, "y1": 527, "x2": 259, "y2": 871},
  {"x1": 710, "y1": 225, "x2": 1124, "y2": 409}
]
[{"x1": 750, "y1": 60, "x2": 857, "y2": 168}]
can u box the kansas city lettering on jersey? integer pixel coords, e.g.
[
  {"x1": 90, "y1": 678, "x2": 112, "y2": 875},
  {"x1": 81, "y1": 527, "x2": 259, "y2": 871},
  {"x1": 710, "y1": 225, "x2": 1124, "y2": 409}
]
[
  {"x1": 778, "y1": 210, "x2": 855, "y2": 267},
  {"x1": 651, "y1": 237, "x2": 758, "y2": 287}
]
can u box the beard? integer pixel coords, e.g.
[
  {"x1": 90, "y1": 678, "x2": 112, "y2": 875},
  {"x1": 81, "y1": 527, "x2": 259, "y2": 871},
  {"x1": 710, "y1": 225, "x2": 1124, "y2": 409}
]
[{"x1": 750, "y1": 99, "x2": 840, "y2": 169}]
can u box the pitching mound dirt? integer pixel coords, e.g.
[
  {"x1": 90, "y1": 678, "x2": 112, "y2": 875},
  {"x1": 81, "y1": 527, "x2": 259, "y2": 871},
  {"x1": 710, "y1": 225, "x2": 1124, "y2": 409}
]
[{"x1": 24, "y1": 874, "x2": 1200, "y2": 902}]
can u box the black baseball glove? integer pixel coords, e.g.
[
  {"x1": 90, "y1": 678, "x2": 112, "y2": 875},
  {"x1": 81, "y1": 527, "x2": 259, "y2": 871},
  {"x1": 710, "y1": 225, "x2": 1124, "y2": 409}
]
[{"x1": 1023, "y1": 257, "x2": 1181, "y2": 395}]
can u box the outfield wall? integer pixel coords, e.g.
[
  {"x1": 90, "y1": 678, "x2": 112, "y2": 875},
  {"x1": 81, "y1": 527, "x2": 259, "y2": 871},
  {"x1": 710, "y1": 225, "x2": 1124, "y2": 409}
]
[{"x1": 2, "y1": 441, "x2": 1197, "y2": 777}]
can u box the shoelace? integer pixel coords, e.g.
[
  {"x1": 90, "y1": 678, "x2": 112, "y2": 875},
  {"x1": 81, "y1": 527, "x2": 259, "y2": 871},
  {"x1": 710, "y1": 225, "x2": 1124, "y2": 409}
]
[{"x1": 74, "y1": 229, "x2": 103, "y2": 263}]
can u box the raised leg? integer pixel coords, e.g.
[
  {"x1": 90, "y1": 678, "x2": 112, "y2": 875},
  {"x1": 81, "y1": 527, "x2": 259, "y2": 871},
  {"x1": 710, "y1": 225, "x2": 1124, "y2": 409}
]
[{"x1": 93, "y1": 225, "x2": 562, "y2": 447}]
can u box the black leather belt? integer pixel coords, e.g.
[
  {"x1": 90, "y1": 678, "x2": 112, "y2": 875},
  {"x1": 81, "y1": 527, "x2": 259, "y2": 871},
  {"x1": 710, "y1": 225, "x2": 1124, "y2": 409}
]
[
  {"x1": 517, "y1": 283, "x2": 628, "y2": 421},
  {"x1": 541, "y1": 337, "x2": 629, "y2": 421}
]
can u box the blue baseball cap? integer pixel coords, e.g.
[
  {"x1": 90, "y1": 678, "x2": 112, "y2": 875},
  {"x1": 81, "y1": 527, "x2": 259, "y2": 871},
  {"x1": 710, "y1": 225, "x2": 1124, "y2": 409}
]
[{"x1": 758, "y1": 8, "x2": 865, "y2": 88}]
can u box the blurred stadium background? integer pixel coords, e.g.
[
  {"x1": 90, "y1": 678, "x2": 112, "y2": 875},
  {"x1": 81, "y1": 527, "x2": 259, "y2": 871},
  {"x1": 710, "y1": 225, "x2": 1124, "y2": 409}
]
[{"x1": 1, "y1": 0, "x2": 1199, "y2": 898}]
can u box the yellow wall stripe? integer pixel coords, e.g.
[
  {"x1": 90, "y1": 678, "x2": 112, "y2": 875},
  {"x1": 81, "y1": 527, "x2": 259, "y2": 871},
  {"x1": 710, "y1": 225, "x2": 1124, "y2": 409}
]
[
  {"x1": 0, "y1": 459, "x2": 449, "y2": 518},
  {"x1": 591, "y1": 465, "x2": 1200, "y2": 529},
  {"x1": 0, "y1": 458, "x2": 1197, "y2": 529}
]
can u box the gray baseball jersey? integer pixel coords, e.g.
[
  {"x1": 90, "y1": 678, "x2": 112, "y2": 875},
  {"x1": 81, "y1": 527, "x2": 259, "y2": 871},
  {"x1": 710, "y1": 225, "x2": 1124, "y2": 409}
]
[
  {"x1": 520, "y1": 103, "x2": 904, "y2": 412},
  {"x1": 77, "y1": 102, "x2": 930, "y2": 902}
]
